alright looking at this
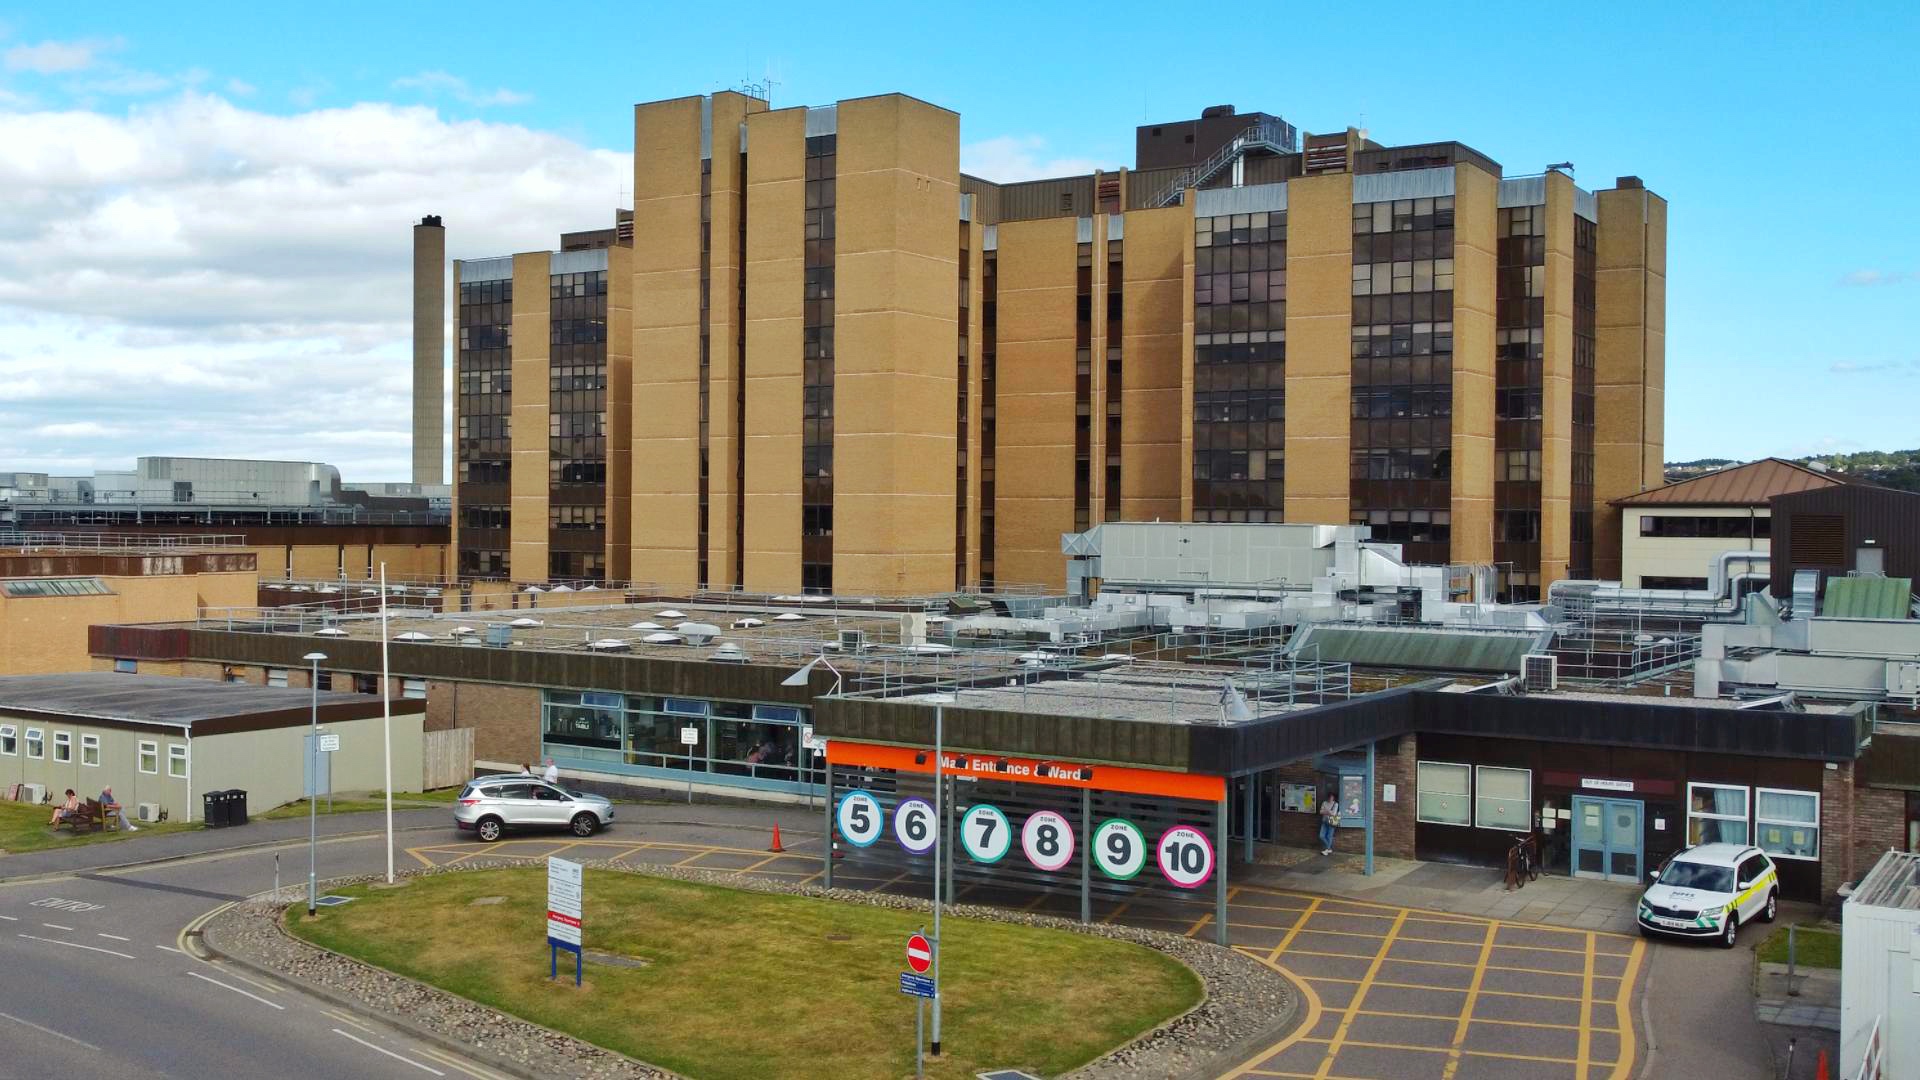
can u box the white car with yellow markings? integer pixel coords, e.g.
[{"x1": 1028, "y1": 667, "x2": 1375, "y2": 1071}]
[{"x1": 1637, "y1": 843, "x2": 1778, "y2": 948}]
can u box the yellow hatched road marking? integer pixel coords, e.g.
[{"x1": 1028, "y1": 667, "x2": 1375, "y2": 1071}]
[
  {"x1": 1606, "y1": 939, "x2": 1646, "y2": 1079},
  {"x1": 414, "y1": 1044, "x2": 511, "y2": 1080},
  {"x1": 1292, "y1": 1035, "x2": 1617, "y2": 1067},
  {"x1": 1183, "y1": 886, "x2": 1239, "y2": 938},
  {"x1": 323, "y1": 1008, "x2": 374, "y2": 1032},
  {"x1": 1281, "y1": 946, "x2": 1613, "y2": 981},
  {"x1": 1364, "y1": 1007, "x2": 1614, "y2": 1034},
  {"x1": 1440, "y1": 918, "x2": 1498, "y2": 1080},
  {"x1": 1313, "y1": 907, "x2": 1407, "y2": 1079},
  {"x1": 1577, "y1": 930, "x2": 1597, "y2": 1079},
  {"x1": 1218, "y1": 955, "x2": 1326, "y2": 1079},
  {"x1": 1268, "y1": 897, "x2": 1322, "y2": 963},
  {"x1": 1238, "y1": 885, "x2": 1635, "y2": 939}
]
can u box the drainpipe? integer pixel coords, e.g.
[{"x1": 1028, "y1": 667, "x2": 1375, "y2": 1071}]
[{"x1": 182, "y1": 724, "x2": 193, "y2": 824}]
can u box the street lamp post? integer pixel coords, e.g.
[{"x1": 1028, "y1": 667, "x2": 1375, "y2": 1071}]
[
  {"x1": 303, "y1": 650, "x2": 327, "y2": 917},
  {"x1": 922, "y1": 693, "x2": 956, "y2": 1058}
]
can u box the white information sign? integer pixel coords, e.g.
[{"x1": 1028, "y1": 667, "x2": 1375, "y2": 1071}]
[
  {"x1": 893, "y1": 797, "x2": 937, "y2": 854},
  {"x1": 836, "y1": 789, "x2": 883, "y2": 848},
  {"x1": 1021, "y1": 810, "x2": 1074, "y2": 872},
  {"x1": 1156, "y1": 825, "x2": 1216, "y2": 889},
  {"x1": 960, "y1": 804, "x2": 1011, "y2": 864},
  {"x1": 679, "y1": 726, "x2": 700, "y2": 746},
  {"x1": 547, "y1": 856, "x2": 583, "y2": 947},
  {"x1": 316, "y1": 733, "x2": 341, "y2": 753},
  {"x1": 1092, "y1": 819, "x2": 1146, "y2": 880},
  {"x1": 801, "y1": 725, "x2": 826, "y2": 752}
]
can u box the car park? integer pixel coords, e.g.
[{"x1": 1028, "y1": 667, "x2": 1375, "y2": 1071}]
[
  {"x1": 454, "y1": 774, "x2": 615, "y2": 842},
  {"x1": 1636, "y1": 842, "x2": 1778, "y2": 947}
]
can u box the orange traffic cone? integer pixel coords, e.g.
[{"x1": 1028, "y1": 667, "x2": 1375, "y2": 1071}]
[
  {"x1": 1815, "y1": 1048, "x2": 1828, "y2": 1080},
  {"x1": 769, "y1": 825, "x2": 786, "y2": 853}
]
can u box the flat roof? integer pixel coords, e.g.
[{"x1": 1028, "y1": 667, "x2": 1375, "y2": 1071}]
[{"x1": 0, "y1": 673, "x2": 384, "y2": 729}]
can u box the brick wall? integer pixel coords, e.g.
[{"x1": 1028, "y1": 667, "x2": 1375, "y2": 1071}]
[
  {"x1": 1260, "y1": 736, "x2": 1415, "y2": 860},
  {"x1": 423, "y1": 681, "x2": 457, "y2": 732},
  {"x1": 1821, "y1": 762, "x2": 1855, "y2": 897},
  {"x1": 444, "y1": 682, "x2": 541, "y2": 766},
  {"x1": 1852, "y1": 782, "x2": 1906, "y2": 888}
]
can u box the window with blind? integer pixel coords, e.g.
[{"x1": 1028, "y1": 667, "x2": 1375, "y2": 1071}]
[
  {"x1": 1416, "y1": 761, "x2": 1471, "y2": 825},
  {"x1": 1474, "y1": 765, "x2": 1531, "y2": 831}
]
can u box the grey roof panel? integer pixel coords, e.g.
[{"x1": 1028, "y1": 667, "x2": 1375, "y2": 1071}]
[
  {"x1": 1288, "y1": 625, "x2": 1548, "y2": 674},
  {"x1": 0, "y1": 672, "x2": 380, "y2": 728}
]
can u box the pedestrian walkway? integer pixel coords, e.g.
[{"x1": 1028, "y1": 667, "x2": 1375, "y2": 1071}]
[
  {"x1": 1235, "y1": 847, "x2": 1646, "y2": 934},
  {"x1": 1754, "y1": 961, "x2": 1840, "y2": 1030},
  {"x1": 0, "y1": 807, "x2": 452, "y2": 881}
]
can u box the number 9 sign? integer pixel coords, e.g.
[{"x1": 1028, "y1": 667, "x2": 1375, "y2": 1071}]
[
  {"x1": 836, "y1": 789, "x2": 883, "y2": 848},
  {"x1": 893, "y1": 797, "x2": 937, "y2": 854},
  {"x1": 960, "y1": 804, "x2": 1011, "y2": 864},
  {"x1": 1156, "y1": 825, "x2": 1215, "y2": 889},
  {"x1": 1092, "y1": 819, "x2": 1146, "y2": 880},
  {"x1": 1021, "y1": 810, "x2": 1074, "y2": 872}
]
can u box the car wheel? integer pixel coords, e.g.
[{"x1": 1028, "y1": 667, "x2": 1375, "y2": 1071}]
[
  {"x1": 1760, "y1": 891, "x2": 1777, "y2": 923},
  {"x1": 1719, "y1": 912, "x2": 1739, "y2": 949},
  {"x1": 570, "y1": 812, "x2": 598, "y2": 837},
  {"x1": 476, "y1": 817, "x2": 504, "y2": 843}
]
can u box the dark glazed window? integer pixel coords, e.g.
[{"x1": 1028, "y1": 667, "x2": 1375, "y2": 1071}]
[
  {"x1": 547, "y1": 269, "x2": 608, "y2": 581},
  {"x1": 801, "y1": 134, "x2": 836, "y2": 594},
  {"x1": 456, "y1": 274, "x2": 513, "y2": 578},
  {"x1": 1193, "y1": 211, "x2": 1287, "y2": 523},
  {"x1": 1493, "y1": 203, "x2": 1544, "y2": 600}
]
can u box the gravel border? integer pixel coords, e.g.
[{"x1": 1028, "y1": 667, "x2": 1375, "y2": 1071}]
[{"x1": 203, "y1": 857, "x2": 1300, "y2": 1080}]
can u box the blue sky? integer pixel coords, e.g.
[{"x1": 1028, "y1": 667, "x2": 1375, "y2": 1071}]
[{"x1": 0, "y1": 0, "x2": 1914, "y2": 477}]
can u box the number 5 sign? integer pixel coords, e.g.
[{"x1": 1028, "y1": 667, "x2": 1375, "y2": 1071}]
[
  {"x1": 836, "y1": 790, "x2": 883, "y2": 848},
  {"x1": 1156, "y1": 825, "x2": 1215, "y2": 889}
]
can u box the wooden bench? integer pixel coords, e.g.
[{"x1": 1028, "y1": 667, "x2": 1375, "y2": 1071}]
[{"x1": 56, "y1": 799, "x2": 104, "y2": 834}]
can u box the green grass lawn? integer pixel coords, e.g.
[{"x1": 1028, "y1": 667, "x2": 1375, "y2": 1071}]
[
  {"x1": 0, "y1": 799, "x2": 198, "y2": 855},
  {"x1": 1757, "y1": 922, "x2": 1841, "y2": 969},
  {"x1": 291, "y1": 868, "x2": 1201, "y2": 1080},
  {"x1": 258, "y1": 787, "x2": 463, "y2": 820}
]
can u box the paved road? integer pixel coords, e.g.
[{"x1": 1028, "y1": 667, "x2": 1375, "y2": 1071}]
[{"x1": 0, "y1": 831, "x2": 509, "y2": 1080}]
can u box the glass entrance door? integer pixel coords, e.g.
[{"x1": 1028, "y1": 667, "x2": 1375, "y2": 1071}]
[{"x1": 1571, "y1": 796, "x2": 1643, "y2": 883}]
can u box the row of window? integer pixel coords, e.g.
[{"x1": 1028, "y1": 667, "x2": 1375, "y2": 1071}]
[
  {"x1": 0, "y1": 725, "x2": 186, "y2": 776},
  {"x1": 1639, "y1": 514, "x2": 1772, "y2": 539}
]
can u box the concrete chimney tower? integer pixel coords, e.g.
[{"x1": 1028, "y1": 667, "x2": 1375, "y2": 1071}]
[{"x1": 411, "y1": 215, "x2": 447, "y2": 485}]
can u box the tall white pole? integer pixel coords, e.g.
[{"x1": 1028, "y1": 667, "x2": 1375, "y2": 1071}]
[
  {"x1": 308, "y1": 656, "x2": 319, "y2": 916},
  {"x1": 931, "y1": 703, "x2": 942, "y2": 1056},
  {"x1": 380, "y1": 562, "x2": 394, "y2": 884}
]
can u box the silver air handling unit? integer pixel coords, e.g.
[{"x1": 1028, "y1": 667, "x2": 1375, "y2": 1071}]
[{"x1": 1521, "y1": 654, "x2": 1559, "y2": 692}]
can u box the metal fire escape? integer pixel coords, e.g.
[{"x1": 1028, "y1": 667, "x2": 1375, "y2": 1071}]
[{"x1": 1150, "y1": 117, "x2": 1301, "y2": 208}]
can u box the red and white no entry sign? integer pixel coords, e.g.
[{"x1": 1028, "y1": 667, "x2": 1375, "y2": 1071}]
[{"x1": 905, "y1": 933, "x2": 932, "y2": 973}]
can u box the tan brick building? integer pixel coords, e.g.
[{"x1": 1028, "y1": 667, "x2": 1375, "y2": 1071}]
[{"x1": 451, "y1": 95, "x2": 1664, "y2": 600}]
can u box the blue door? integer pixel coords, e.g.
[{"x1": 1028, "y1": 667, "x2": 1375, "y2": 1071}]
[{"x1": 1571, "y1": 796, "x2": 1643, "y2": 883}]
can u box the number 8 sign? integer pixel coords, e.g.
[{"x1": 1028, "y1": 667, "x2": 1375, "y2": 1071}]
[
  {"x1": 836, "y1": 790, "x2": 883, "y2": 848},
  {"x1": 1156, "y1": 825, "x2": 1215, "y2": 888},
  {"x1": 1021, "y1": 810, "x2": 1074, "y2": 872}
]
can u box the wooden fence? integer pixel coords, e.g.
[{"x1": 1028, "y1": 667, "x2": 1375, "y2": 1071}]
[{"x1": 423, "y1": 727, "x2": 475, "y2": 791}]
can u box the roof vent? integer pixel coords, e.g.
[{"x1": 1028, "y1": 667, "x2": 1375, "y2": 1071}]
[
  {"x1": 710, "y1": 642, "x2": 749, "y2": 664},
  {"x1": 677, "y1": 622, "x2": 723, "y2": 646},
  {"x1": 1200, "y1": 104, "x2": 1235, "y2": 119}
]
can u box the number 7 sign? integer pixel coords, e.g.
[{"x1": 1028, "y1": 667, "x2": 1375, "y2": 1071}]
[{"x1": 960, "y1": 804, "x2": 1010, "y2": 863}]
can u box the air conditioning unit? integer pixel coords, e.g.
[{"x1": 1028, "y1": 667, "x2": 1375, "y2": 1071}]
[
  {"x1": 1521, "y1": 654, "x2": 1558, "y2": 693},
  {"x1": 838, "y1": 629, "x2": 868, "y2": 654},
  {"x1": 19, "y1": 782, "x2": 46, "y2": 804},
  {"x1": 136, "y1": 802, "x2": 161, "y2": 822}
]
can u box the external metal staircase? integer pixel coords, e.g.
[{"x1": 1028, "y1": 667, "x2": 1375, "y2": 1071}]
[{"x1": 1150, "y1": 117, "x2": 1301, "y2": 208}]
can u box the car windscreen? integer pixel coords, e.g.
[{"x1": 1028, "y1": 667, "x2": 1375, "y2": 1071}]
[{"x1": 1658, "y1": 861, "x2": 1735, "y2": 893}]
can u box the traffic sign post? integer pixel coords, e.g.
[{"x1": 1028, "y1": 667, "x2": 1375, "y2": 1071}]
[
  {"x1": 900, "y1": 927, "x2": 936, "y2": 1079},
  {"x1": 316, "y1": 733, "x2": 341, "y2": 753},
  {"x1": 679, "y1": 725, "x2": 699, "y2": 804},
  {"x1": 547, "y1": 856, "x2": 583, "y2": 987},
  {"x1": 906, "y1": 932, "x2": 932, "y2": 973}
]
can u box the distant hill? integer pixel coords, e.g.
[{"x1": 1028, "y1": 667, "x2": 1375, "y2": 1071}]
[{"x1": 1665, "y1": 450, "x2": 1920, "y2": 492}]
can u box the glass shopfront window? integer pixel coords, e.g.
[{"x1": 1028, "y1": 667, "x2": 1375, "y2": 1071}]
[
  {"x1": 543, "y1": 691, "x2": 623, "y2": 761},
  {"x1": 539, "y1": 690, "x2": 817, "y2": 793}
]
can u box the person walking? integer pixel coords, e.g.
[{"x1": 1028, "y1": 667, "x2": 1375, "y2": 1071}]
[
  {"x1": 1318, "y1": 792, "x2": 1341, "y2": 855},
  {"x1": 543, "y1": 758, "x2": 560, "y2": 785}
]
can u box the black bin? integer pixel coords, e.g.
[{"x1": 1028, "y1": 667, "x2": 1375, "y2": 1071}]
[
  {"x1": 226, "y1": 789, "x2": 249, "y2": 826},
  {"x1": 202, "y1": 790, "x2": 230, "y2": 828}
]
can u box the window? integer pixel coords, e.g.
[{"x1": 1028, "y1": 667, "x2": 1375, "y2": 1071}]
[
  {"x1": 266, "y1": 668, "x2": 289, "y2": 688},
  {"x1": 223, "y1": 667, "x2": 245, "y2": 684},
  {"x1": 1640, "y1": 576, "x2": 1709, "y2": 591},
  {"x1": 0, "y1": 724, "x2": 14, "y2": 755},
  {"x1": 25, "y1": 728, "x2": 43, "y2": 759},
  {"x1": 354, "y1": 674, "x2": 378, "y2": 695},
  {"x1": 315, "y1": 671, "x2": 333, "y2": 692},
  {"x1": 52, "y1": 731, "x2": 71, "y2": 763},
  {"x1": 1474, "y1": 766, "x2": 1531, "y2": 831},
  {"x1": 81, "y1": 734, "x2": 99, "y2": 767},
  {"x1": 138, "y1": 741, "x2": 158, "y2": 774},
  {"x1": 113, "y1": 658, "x2": 137, "y2": 674},
  {"x1": 1755, "y1": 788, "x2": 1819, "y2": 860},
  {"x1": 0, "y1": 576, "x2": 111, "y2": 597},
  {"x1": 1687, "y1": 782, "x2": 1749, "y2": 845},
  {"x1": 168, "y1": 744, "x2": 188, "y2": 779},
  {"x1": 402, "y1": 678, "x2": 428, "y2": 700},
  {"x1": 1739, "y1": 853, "x2": 1772, "y2": 889},
  {"x1": 1416, "y1": 761, "x2": 1471, "y2": 825}
]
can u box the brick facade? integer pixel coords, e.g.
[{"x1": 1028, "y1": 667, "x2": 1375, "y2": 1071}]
[
  {"x1": 430, "y1": 681, "x2": 540, "y2": 766},
  {"x1": 1821, "y1": 762, "x2": 1855, "y2": 898},
  {"x1": 1850, "y1": 781, "x2": 1906, "y2": 890},
  {"x1": 1257, "y1": 736, "x2": 1416, "y2": 860}
]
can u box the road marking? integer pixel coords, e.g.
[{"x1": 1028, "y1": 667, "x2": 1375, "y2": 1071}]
[
  {"x1": 215, "y1": 966, "x2": 283, "y2": 995},
  {"x1": 1290, "y1": 1034, "x2": 1616, "y2": 1067},
  {"x1": 1313, "y1": 908, "x2": 1407, "y2": 1079},
  {"x1": 324, "y1": 1008, "x2": 375, "y2": 1033},
  {"x1": 331, "y1": 1028, "x2": 446, "y2": 1075},
  {"x1": 0, "y1": 1008, "x2": 104, "y2": 1052},
  {"x1": 416, "y1": 1044, "x2": 513, "y2": 1080},
  {"x1": 794, "y1": 870, "x2": 825, "y2": 888},
  {"x1": 31, "y1": 897, "x2": 103, "y2": 912},
  {"x1": 41, "y1": 922, "x2": 75, "y2": 930},
  {"x1": 16, "y1": 932, "x2": 135, "y2": 959},
  {"x1": 1217, "y1": 953, "x2": 1325, "y2": 1079},
  {"x1": 1268, "y1": 897, "x2": 1323, "y2": 963},
  {"x1": 1440, "y1": 919, "x2": 1498, "y2": 1080},
  {"x1": 155, "y1": 944, "x2": 185, "y2": 954},
  {"x1": 1607, "y1": 939, "x2": 1646, "y2": 1079},
  {"x1": 0, "y1": 914, "x2": 15, "y2": 921},
  {"x1": 187, "y1": 970, "x2": 285, "y2": 1010},
  {"x1": 1577, "y1": 930, "x2": 1597, "y2": 1079},
  {"x1": 96, "y1": 933, "x2": 131, "y2": 942}
]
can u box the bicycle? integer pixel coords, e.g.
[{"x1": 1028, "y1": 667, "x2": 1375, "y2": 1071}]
[{"x1": 1504, "y1": 832, "x2": 1541, "y2": 891}]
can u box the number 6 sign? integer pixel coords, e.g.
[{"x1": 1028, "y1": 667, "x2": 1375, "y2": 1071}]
[
  {"x1": 893, "y1": 797, "x2": 937, "y2": 854},
  {"x1": 836, "y1": 790, "x2": 883, "y2": 848},
  {"x1": 1021, "y1": 810, "x2": 1074, "y2": 872},
  {"x1": 1156, "y1": 825, "x2": 1215, "y2": 888}
]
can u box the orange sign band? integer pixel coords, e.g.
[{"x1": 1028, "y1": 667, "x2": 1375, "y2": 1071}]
[{"x1": 825, "y1": 740, "x2": 1226, "y2": 803}]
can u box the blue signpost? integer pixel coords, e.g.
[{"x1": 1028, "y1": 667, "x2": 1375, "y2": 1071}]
[
  {"x1": 547, "y1": 856, "x2": 583, "y2": 987},
  {"x1": 902, "y1": 930, "x2": 935, "y2": 1078}
]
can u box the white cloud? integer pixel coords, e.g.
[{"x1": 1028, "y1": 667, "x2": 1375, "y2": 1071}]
[
  {"x1": 393, "y1": 70, "x2": 531, "y2": 108},
  {"x1": 961, "y1": 134, "x2": 1111, "y2": 182},
  {"x1": 226, "y1": 78, "x2": 255, "y2": 97},
  {"x1": 4, "y1": 37, "x2": 118, "y2": 74},
  {"x1": 1839, "y1": 269, "x2": 1916, "y2": 286},
  {"x1": 0, "y1": 91, "x2": 629, "y2": 478}
]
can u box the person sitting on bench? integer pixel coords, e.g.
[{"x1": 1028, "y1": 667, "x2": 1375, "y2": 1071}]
[
  {"x1": 99, "y1": 786, "x2": 138, "y2": 832},
  {"x1": 49, "y1": 789, "x2": 79, "y2": 827}
]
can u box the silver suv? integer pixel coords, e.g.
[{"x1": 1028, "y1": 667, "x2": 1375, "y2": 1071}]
[{"x1": 454, "y1": 775, "x2": 615, "y2": 842}]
